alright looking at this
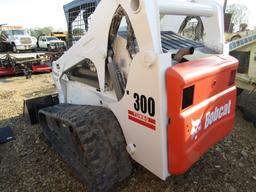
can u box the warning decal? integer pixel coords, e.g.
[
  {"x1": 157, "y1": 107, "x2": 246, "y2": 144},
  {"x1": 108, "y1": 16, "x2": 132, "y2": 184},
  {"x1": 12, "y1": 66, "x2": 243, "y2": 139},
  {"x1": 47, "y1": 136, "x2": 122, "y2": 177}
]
[{"x1": 128, "y1": 110, "x2": 156, "y2": 130}]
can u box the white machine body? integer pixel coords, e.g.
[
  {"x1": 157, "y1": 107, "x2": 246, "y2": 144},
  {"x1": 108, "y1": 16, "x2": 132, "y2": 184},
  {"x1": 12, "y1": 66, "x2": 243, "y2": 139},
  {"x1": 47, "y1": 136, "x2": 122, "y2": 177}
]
[{"x1": 52, "y1": 0, "x2": 226, "y2": 179}]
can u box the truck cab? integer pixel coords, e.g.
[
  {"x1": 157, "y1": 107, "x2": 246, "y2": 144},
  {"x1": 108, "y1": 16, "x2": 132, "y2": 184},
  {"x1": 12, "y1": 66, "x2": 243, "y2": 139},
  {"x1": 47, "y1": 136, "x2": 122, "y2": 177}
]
[{"x1": 0, "y1": 27, "x2": 37, "y2": 52}]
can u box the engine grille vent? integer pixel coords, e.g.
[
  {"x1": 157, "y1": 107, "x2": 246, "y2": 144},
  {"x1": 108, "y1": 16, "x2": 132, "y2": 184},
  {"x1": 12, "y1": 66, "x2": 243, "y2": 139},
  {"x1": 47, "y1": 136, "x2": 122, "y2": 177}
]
[{"x1": 20, "y1": 37, "x2": 32, "y2": 44}]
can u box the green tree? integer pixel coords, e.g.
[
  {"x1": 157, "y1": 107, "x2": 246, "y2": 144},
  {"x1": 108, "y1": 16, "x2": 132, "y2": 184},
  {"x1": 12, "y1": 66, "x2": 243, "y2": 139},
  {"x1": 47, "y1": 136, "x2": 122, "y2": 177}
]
[
  {"x1": 28, "y1": 26, "x2": 54, "y2": 38},
  {"x1": 72, "y1": 28, "x2": 84, "y2": 36},
  {"x1": 226, "y1": 4, "x2": 248, "y2": 31}
]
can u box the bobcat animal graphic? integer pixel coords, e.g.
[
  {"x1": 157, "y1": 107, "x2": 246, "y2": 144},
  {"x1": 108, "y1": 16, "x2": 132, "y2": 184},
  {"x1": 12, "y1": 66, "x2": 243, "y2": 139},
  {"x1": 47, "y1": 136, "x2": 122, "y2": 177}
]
[{"x1": 191, "y1": 115, "x2": 203, "y2": 140}]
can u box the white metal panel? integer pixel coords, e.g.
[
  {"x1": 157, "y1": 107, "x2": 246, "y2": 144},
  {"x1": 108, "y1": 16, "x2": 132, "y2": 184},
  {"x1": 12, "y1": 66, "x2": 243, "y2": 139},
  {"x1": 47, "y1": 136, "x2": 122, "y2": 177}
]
[
  {"x1": 66, "y1": 81, "x2": 101, "y2": 105},
  {"x1": 158, "y1": 0, "x2": 214, "y2": 17},
  {"x1": 109, "y1": 51, "x2": 172, "y2": 179},
  {"x1": 120, "y1": 0, "x2": 162, "y2": 53},
  {"x1": 198, "y1": 0, "x2": 225, "y2": 53}
]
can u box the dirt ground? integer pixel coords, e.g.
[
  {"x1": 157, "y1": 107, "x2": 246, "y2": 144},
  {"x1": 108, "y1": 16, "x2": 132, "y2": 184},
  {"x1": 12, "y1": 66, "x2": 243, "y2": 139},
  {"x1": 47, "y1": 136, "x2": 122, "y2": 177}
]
[{"x1": 1, "y1": 73, "x2": 256, "y2": 192}]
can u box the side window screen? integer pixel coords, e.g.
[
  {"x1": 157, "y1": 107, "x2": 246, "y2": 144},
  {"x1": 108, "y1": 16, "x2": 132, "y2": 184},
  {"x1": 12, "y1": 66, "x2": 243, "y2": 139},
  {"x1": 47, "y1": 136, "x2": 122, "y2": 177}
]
[
  {"x1": 182, "y1": 85, "x2": 194, "y2": 110},
  {"x1": 67, "y1": 58, "x2": 99, "y2": 89}
]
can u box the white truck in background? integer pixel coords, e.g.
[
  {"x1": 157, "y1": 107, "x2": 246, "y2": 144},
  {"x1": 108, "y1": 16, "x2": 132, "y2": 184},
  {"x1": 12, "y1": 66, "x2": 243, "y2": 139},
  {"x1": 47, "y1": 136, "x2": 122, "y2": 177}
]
[
  {"x1": 0, "y1": 26, "x2": 37, "y2": 52},
  {"x1": 37, "y1": 36, "x2": 66, "y2": 51}
]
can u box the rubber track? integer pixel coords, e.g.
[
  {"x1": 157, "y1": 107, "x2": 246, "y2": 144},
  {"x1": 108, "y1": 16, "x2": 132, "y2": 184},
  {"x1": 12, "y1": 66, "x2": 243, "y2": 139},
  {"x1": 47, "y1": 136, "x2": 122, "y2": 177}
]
[{"x1": 39, "y1": 104, "x2": 132, "y2": 192}]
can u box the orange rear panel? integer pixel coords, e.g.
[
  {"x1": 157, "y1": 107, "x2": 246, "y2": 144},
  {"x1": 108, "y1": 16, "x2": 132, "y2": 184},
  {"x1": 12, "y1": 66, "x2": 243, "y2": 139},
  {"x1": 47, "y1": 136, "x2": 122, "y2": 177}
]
[{"x1": 166, "y1": 55, "x2": 238, "y2": 174}]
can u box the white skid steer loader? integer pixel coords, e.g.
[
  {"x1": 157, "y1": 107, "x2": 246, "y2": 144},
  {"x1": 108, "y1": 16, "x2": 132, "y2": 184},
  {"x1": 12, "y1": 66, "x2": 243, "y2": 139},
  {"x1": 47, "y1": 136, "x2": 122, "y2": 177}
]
[{"x1": 25, "y1": 0, "x2": 239, "y2": 191}]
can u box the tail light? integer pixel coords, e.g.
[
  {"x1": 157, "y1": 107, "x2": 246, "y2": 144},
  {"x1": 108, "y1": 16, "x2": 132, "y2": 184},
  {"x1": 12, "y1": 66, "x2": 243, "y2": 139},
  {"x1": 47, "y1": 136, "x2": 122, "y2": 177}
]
[
  {"x1": 229, "y1": 70, "x2": 236, "y2": 86},
  {"x1": 182, "y1": 85, "x2": 194, "y2": 110}
]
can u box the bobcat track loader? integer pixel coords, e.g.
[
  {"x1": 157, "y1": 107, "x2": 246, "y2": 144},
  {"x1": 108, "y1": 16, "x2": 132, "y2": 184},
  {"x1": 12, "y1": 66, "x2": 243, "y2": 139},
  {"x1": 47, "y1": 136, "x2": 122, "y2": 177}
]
[{"x1": 27, "y1": 0, "x2": 239, "y2": 191}]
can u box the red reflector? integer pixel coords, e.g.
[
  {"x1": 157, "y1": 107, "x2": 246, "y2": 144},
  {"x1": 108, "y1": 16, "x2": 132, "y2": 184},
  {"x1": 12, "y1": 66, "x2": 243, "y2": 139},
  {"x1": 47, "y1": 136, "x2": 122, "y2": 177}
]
[{"x1": 229, "y1": 70, "x2": 236, "y2": 86}]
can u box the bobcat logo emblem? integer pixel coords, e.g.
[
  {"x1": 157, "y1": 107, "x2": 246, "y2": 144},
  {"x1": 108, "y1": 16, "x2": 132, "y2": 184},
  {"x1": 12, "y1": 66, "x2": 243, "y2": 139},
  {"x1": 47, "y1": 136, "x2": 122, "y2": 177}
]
[{"x1": 191, "y1": 115, "x2": 203, "y2": 140}]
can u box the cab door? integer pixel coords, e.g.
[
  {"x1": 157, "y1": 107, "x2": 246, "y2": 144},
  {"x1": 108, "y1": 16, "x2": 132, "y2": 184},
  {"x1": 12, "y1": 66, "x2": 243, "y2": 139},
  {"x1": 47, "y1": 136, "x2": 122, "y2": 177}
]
[{"x1": 39, "y1": 37, "x2": 47, "y2": 48}]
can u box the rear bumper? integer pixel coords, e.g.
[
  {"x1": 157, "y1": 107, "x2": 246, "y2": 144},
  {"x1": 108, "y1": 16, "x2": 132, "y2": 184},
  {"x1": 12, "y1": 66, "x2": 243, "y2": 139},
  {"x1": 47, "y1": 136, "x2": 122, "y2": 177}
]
[{"x1": 50, "y1": 45, "x2": 65, "y2": 49}]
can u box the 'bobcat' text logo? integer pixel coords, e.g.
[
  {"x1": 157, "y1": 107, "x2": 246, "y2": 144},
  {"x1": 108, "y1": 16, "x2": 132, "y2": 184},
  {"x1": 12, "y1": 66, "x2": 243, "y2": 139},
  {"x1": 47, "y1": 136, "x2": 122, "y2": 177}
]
[
  {"x1": 190, "y1": 100, "x2": 232, "y2": 140},
  {"x1": 205, "y1": 100, "x2": 231, "y2": 129}
]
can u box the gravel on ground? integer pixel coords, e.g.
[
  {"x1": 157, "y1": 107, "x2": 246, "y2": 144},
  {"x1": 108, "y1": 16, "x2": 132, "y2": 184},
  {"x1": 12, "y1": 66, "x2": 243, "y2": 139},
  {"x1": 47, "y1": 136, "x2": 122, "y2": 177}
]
[{"x1": 0, "y1": 74, "x2": 256, "y2": 192}]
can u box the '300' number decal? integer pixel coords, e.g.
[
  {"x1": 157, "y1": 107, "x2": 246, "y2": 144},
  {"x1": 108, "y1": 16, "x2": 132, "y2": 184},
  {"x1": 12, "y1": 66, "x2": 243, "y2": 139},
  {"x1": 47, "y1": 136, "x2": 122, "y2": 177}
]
[{"x1": 133, "y1": 93, "x2": 155, "y2": 117}]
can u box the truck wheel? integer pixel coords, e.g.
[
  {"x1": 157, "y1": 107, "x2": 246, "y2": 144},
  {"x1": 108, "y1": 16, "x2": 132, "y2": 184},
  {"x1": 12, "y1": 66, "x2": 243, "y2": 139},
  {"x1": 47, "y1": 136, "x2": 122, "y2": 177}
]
[
  {"x1": 12, "y1": 44, "x2": 18, "y2": 53},
  {"x1": 47, "y1": 45, "x2": 51, "y2": 52},
  {"x1": 39, "y1": 104, "x2": 132, "y2": 192}
]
